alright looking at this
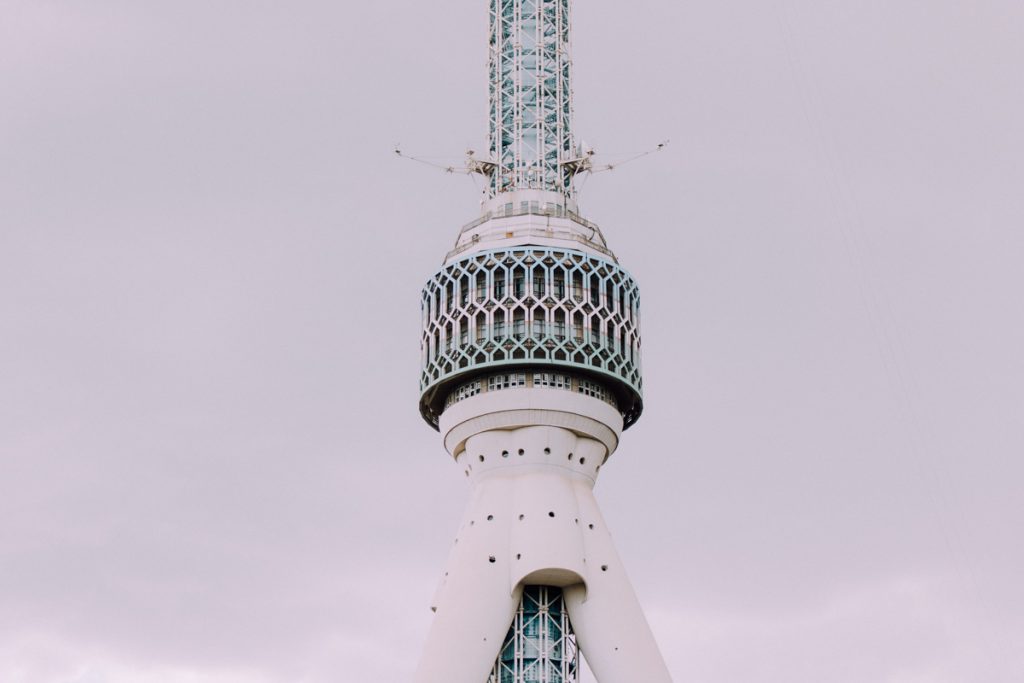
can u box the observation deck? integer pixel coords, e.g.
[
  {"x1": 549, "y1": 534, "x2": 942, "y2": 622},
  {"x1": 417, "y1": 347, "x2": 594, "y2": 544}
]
[{"x1": 419, "y1": 196, "x2": 643, "y2": 431}]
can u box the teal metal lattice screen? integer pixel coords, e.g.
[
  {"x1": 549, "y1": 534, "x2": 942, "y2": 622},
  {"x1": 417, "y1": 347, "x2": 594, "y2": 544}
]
[
  {"x1": 419, "y1": 247, "x2": 643, "y2": 428},
  {"x1": 489, "y1": 586, "x2": 579, "y2": 683},
  {"x1": 488, "y1": 0, "x2": 575, "y2": 196}
]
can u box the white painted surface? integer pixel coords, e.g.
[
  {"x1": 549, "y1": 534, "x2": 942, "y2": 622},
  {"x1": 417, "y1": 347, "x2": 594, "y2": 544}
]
[
  {"x1": 439, "y1": 386, "x2": 623, "y2": 460},
  {"x1": 414, "y1": 412, "x2": 672, "y2": 683},
  {"x1": 446, "y1": 212, "x2": 615, "y2": 264},
  {"x1": 480, "y1": 189, "x2": 579, "y2": 217}
]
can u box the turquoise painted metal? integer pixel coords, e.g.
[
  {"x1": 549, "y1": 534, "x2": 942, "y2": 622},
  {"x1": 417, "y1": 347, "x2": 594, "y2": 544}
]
[
  {"x1": 489, "y1": 586, "x2": 579, "y2": 683},
  {"x1": 419, "y1": 247, "x2": 643, "y2": 429},
  {"x1": 487, "y1": 0, "x2": 577, "y2": 197}
]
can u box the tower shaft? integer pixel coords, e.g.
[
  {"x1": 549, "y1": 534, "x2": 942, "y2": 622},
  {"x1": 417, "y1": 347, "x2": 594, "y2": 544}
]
[
  {"x1": 413, "y1": 422, "x2": 672, "y2": 683},
  {"x1": 488, "y1": 0, "x2": 576, "y2": 197}
]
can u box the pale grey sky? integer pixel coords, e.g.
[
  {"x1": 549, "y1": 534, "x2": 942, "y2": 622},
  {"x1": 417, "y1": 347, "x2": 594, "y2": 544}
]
[{"x1": 1, "y1": 1, "x2": 1022, "y2": 682}]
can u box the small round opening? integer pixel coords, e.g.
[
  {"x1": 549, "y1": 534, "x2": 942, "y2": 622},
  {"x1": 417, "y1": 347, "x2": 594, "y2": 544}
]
[
  {"x1": 544, "y1": 447, "x2": 551, "y2": 455},
  {"x1": 479, "y1": 455, "x2": 485, "y2": 463},
  {"x1": 548, "y1": 511, "x2": 555, "y2": 518},
  {"x1": 489, "y1": 556, "x2": 496, "y2": 563},
  {"x1": 518, "y1": 449, "x2": 525, "y2": 456},
  {"x1": 487, "y1": 515, "x2": 494, "y2": 521},
  {"x1": 601, "y1": 565, "x2": 609, "y2": 572},
  {"x1": 518, "y1": 514, "x2": 525, "y2": 521},
  {"x1": 502, "y1": 450, "x2": 509, "y2": 458},
  {"x1": 588, "y1": 524, "x2": 595, "y2": 530},
  {"x1": 580, "y1": 457, "x2": 586, "y2": 465}
]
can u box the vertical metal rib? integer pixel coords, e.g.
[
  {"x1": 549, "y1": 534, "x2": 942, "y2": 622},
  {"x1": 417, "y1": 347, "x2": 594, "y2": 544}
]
[
  {"x1": 489, "y1": 586, "x2": 579, "y2": 683},
  {"x1": 488, "y1": 0, "x2": 575, "y2": 197}
]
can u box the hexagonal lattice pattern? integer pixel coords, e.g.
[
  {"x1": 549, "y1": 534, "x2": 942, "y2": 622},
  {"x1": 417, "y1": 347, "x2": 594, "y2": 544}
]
[{"x1": 419, "y1": 247, "x2": 642, "y2": 428}]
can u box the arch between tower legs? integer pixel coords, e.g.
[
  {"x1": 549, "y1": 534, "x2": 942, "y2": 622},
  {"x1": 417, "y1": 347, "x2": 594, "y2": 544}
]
[{"x1": 414, "y1": 394, "x2": 672, "y2": 683}]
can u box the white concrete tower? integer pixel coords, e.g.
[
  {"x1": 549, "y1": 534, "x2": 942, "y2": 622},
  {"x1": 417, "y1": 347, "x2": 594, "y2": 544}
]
[{"x1": 413, "y1": 2, "x2": 672, "y2": 682}]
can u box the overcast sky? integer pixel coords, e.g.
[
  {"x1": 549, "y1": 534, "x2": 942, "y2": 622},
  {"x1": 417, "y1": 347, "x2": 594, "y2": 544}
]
[{"x1": 1, "y1": 1, "x2": 1022, "y2": 682}]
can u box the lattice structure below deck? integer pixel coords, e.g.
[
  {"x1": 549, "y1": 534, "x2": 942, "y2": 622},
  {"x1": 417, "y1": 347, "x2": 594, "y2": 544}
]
[{"x1": 489, "y1": 586, "x2": 579, "y2": 683}]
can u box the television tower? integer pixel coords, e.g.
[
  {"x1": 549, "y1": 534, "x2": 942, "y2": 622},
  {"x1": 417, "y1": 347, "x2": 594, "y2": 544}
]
[{"x1": 412, "y1": 1, "x2": 672, "y2": 681}]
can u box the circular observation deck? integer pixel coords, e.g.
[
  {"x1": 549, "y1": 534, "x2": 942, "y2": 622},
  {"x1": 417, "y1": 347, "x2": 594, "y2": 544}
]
[{"x1": 419, "y1": 246, "x2": 643, "y2": 430}]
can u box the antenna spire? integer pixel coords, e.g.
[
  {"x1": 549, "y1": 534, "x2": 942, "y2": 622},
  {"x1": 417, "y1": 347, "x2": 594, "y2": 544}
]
[{"x1": 486, "y1": 0, "x2": 578, "y2": 199}]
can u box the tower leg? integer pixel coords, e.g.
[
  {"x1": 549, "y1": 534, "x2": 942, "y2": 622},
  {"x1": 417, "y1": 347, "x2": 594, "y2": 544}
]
[
  {"x1": 565, "y1": 581, "x2": 672, "y2": 683},
  {"x1": 413, "y1": 474, "x2": 523, "y2": 683},
  {"x1": 563, "y1": 506, "x2": 673, "y2": 683},
  {"x1": 413, "y1": 572, "x2": 522, "y2": 683}
]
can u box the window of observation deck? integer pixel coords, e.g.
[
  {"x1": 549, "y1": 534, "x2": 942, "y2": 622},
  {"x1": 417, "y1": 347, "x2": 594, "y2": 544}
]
[
  {"x1": 535, "y1": 373, "x2": 571, "y2": 390},
  {"x1": 488, "y1": 373, "x2": 526, "y2": 391},
  {"x1": 512, "y1": 313, "x2": 526, "y2": 341}
]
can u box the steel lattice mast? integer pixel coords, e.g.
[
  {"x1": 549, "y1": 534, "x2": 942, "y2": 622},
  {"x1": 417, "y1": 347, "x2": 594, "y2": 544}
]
[
  {"x1": 486, "y1": 0, "x2": 581, "y2": 197},
  {"x1": 412, "y1": 2, "x2": 672, "y2": 682}
]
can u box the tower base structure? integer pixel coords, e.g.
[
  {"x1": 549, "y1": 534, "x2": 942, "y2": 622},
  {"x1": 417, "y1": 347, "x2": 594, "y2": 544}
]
[{"x1": 412, "y1": 382, "x2": 672, "y2": 683}]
